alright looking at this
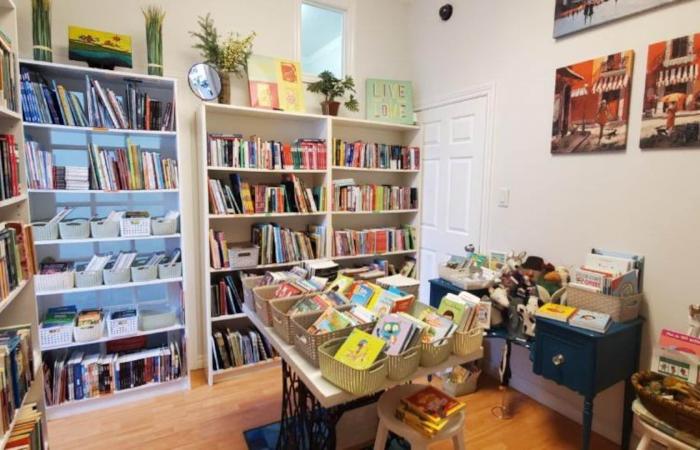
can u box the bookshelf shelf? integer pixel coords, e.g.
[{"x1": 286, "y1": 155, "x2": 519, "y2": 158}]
[
  {"x1": 34, "y1": 277, "x2": 183, "y2": 297},
  {"x1": 0, "y1": 105, "x2": 20, "y2": 120},
  {"x1": 207, "y1": 166, "x2": 326, "y2": 174},
  {"x1": 23, "y1": 122, "x2": 177, "y2": 137},
  {"x1": 0, "y1": 193, "x2": 26, "y2": 209},
  {"x1": 0, "y1": 279, "x2": 29, "y2": 316},
  {"x1": 34, "y1": 234, "x2": 181, "y2": 246},
  {"x1": 40, "y1": 324, "x2": 185, "y2": 351},
  {"x1": 0, "y1": 0, "x2": 15, "y2": 11},
  {"x1": 27, "y1": 188, "x2": 179, "y2": 194},
  {"x1": 212, "y1": 357, "x2": 281, "y2": 377},
  {"x1": 198, "y1": 102, "x2": 422, "y2": 385}
]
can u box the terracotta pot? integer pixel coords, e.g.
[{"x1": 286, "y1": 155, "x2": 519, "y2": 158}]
[
  {"x1": 321, "y1": 101, "x2": 340, "y2": 116},
  {"x1": 218, "y1": 73, "x2": 231, "y2": 104}
]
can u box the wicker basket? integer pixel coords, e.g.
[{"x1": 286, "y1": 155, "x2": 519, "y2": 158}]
[
  {"x1": 453, "y1": 327, "x2": 484, "y2": 356},
  {"x1": 151, "y1": 217, "x2": 178, "y2": 235},
  {"x1": 90, "y1": 218, "x2": 120, "y2": 238},
  {"x1": 75, "y1": 270, "x2": 103, "y2": 288},
  {"x1": 386, "y1": 344, "x2": 421, "y2": 381},
  {"x1": 253, "y1": 285, "x2": 306, "y2": 326},
  {"x1": 318, "y1": 337, "x2": 388, "y2": 395},
  {"x1": 58, "y1": 219, "x2": 90, "y2": 239},
  {"x1": 242, "y1": 275, "x2": 265, "y2": 311},
  {"x1": 32, "y1": 222, "x2": 59, "y2": 241},
  {"x1": 566, "y1": 286, "x2": 642, "y2": 322},
  {"x1": 291, "y1": 311, "x2": 375, "y2": 367},
  {"x1": 158, "y1": 262, "x2": 182, "y2": 279},
  {"x1": 104, "y1": 268, "x2": 131, "y2": 285},
  {"x1": 632, "y1": 371, "x2": 700, "y2": 438},
  {"x1": 420, "y1": 336, "x2": 454, "y2": 367},
  {"x1": 271, "y1": 298, "x2": 351, "y2": 344}
]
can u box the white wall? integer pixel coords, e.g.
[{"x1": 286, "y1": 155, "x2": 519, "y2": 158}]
[
  {"x1": 16, "y1": 0, "x2": 412, "y2": 369},
  {"x1": 408, "y1": 0, "x2": 700, "y2": 443}
]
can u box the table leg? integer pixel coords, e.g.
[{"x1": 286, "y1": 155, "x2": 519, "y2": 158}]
[
  {"x1": 582, "y1": 395, "x2": 594, "y2": 450},
  {"x1": 621, "y1": 377, "x2": 635, "y2": 450}
]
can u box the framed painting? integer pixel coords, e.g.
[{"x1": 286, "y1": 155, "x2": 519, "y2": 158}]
[
  {"x1": 551, "y1": 50, "x2": 634, "y2": 154},
  {"x1": 247, "y1": 55, "x2": 305, "y2": 113},
  {"x1": 68, "y1": 26, "x2": 132, "y2": 69},
  {"x1": 365, "y1": 79, "x2": 414, "y2": 125}
]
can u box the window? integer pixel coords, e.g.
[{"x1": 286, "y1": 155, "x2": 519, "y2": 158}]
[
  {"x1": 671, "y1": 37, "x2": 688, "y2": 59},
  {"x1": 300, "y1": 2, "x2": 346, "y2": 78}
]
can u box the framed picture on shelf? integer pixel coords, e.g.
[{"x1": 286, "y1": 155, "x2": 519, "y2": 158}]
[
  {"x1": 365, "y1": 79, "x2": 414, "y2": 125},
  {"x1": 68, "y1": 26, "x2": 133, "y2": 69},
  {"x1": 551, "y1": 50, "x2": 634, "y2": 154},
  {"x1": 247, "y1": 55, "x2": 305, "y2": 112},
  {"x1": 640, "y1": 33, "x2": 700, "y2": 149}
]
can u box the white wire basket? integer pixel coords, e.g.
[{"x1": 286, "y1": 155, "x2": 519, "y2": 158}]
[
  {"x1": 39, "y1": 323, "x2": 73, "y2": 348},
  {"x1": 120, "y1": 216, "x2": 151, "y2": 237},
  {"x1": 107, "y1": 308, "x2": 139, "y2": 337}
]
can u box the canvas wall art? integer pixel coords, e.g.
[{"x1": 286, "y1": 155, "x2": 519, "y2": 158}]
[
  {"x1": 247, "y1": 55, "x2": 305, "y2": 113},
  {"x1": 640, "y1": 33, "x2": 700, "y2": 149},
  {"x1": 365, "y1": 79, "x2": 414, "y2": 125},
  {"x1": 551, "y1": 50, "x2": 634, "y2": 154},
  {"x1": 68, "y1": 26, "x2": 132, "y2": 69},
  {"x1": 553, "y1": 0, "x2": 684, "y2": 39}
]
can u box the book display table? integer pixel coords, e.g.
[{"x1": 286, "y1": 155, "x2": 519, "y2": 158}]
[{"x1": 243, "y1": 305, "x2": 484, "y2": 449}]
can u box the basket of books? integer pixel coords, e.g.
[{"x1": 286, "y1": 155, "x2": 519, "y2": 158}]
[
  {"x1": 566, "y1": 286, "x2": 642, "y2": 322},
  {"x1": 253, "y1": 284, "x2": 309, "y2": 326},
  {"x1": 58, "y1": 218, "x2": 90, "y2": 239},
  {"x1": 73, "y1": 309, "x2": 104, "y2": 343},
  {"x1": 453, "y1": 328, "x2": 484, "y2": 356},
  {"x1": 90, "y1": 216, "x2": 120, "y2": 238},
  {"x1": 34, "y1": 268, "x2": 75, "y2": 293},
  {"x1": 373, "y1": 313, "x2": 424, "y2": 381},
  {"x1": 292, "y1": 308, "x2": 376, "y2": 367},
  {"x1": 242, "y1": 274, "x2": 265, "y2": 311},
  {"x1": 104, "y1": 268, "x2": 131, "y2": 285},
  {"x1": 271, "y1": 295, "x2": 351, "y2": 344},
  {"x1": 409, "y1": 302, "x2": 455, "y2": 368},
  {"x1": 131, "y1": 265, "x2": 158, "y2": 282},
  {"x1": 75, "y1": 269, "x2": 103, "y2": 289},
  {"x1": 158, "y1": 261, "x2": 182, "y2": 279},
  {"x1": 318, "y1": 333, "x2": 388, "y2": 396},
  {"x1": 376, "y1": 274, "x2": 420, "y2": 297},
  {"x1": 39, "y1": 306, "x2": 77, "y2": 348},
  {"x1": 32, "y1": 221, "x2": 59, "y2": 241},
  {"x1": 151, "y1": 216, "x2": 178, "y2": 235},
  {"x1": 120, "y1": 212, "x2": 151, "y2": 237},
  {"x1": 107, "y1": 307, "x2": 139, "y2": 337}
]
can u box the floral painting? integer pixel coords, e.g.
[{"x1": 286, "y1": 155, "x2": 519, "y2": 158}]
[{"x1": 68, "y1": 26, "x2": 132, "y2": 69}]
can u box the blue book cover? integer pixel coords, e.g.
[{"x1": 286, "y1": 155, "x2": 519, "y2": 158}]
[{"x1": 350, "y1": 284, "x2": 375, "y2": 306}]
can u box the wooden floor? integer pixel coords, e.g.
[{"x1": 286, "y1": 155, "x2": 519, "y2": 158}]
[{"x1": 48, "y1": 368, "x2": 618, "y2": 450}]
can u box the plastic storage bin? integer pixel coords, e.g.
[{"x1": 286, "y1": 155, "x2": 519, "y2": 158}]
[
  {"x1": 34, "y1": 271, "x2": 75, "y2": 293},
  {"x1": 73, "y1": 318, "x2": 104, "y2": 343},
  {"x1": 151, "y1": 216, "x2": 178, "y2": 235},
  {"x1": 103, "y1": 268, "x2": 131, "y2": 285},
  {"x1": 32, "y1": 222, "x2": 59, "y2": 241},
  {"x1": 228, "y1": 243, "x2": 259, "y2": 269},
  {"x1": 39, "y1": 323, "x2": 73, "y2": 348},
  {"x1": 75, "y1": 270, "x2": 103, "y2": 288},
  {"x1": 58, "y1": 219, "x2": 90, "y2": 239},
  {"x1": 107, "y1": 308, "x2": 139, "y2": 337},
  {"x1": 120, "y1": 215, "x2": 151, "y2": 237},
  {"x1": 131, "y1": 265, "x2": 158, "y2": 282},
  {"x1": 158, "y1": 261, "x2": 182, "y2": 279},
  {"x1": 90, "y1": 217, "x2": 120, "y2": 238}
]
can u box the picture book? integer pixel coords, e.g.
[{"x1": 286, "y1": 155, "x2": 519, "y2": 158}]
[
  {"x1": 289, "y1": 297, "x2": 325, "y2": 315},
  {"x1": 489, "y1": 250, "x2": 507, "y2": 270},
  {"x1": 350, "y1": 283, "x2": 377, "y2": 306},
  {"x1": 248, "y1": 55, "x2": 305, "y2": 112},
  {"x1": 334, "y1": 329, "x2": 385, "y2": 370},
  {"x1": 307, "y1": 308, "x2": 354, "y2": 335},
  {"x1": 658, "y1": 329, "x2": 700, "y2": 356},
  {"x1": 584, "y1": 253, "x2": 633, "y2": 276},
  {"x1": 395, "y1": 404, "x2": 445, "y2": 438},
  {"x1": 417, "y1": 309, "x2": 456, "y2": 344},
  {"x1": 438, "y1": 294, "x2": 467, "y2": 327},
  {"x1": 327, "y1": 274, "x2": 354, "y2": 295},
  {"x1": 274, "y1": 282, "x2": 304, "y2": 298},
  {"x1": 401, "y1": 385, "x2": 465, "y2": 424},
  {"x1": 476, "y1": 299, "x2": 492, "y2": 330},
  {"x1": 610, "y1": 270, "x2": 639, "y2": 297},
  {"x1": 347, "y1": 305, "x2": 376, "y2": 324},
  {"x1": 569, "y1": 309, "x2": 611, "y2": 333},
  {"x1": 535, "y1": 303, "x2": 577, "y2": 323},
  {"x1": 373, "y1": 313, "x2": 418, "y2": 356},
  {"x1": 368, "y1": 289, "x2": 401, "y2": 316}
]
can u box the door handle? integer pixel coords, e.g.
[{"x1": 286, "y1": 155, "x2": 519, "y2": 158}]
[{"x1": 552, "y1": 354, "x2": 565, "y2": 366}]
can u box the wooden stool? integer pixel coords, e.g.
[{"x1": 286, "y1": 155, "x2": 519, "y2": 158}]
[
  {"x1": 634, "y1": 415, "x2": 696, "y2": 450},
  {"x1": 374, "y1": 384, "x2": 466, "y2": 450}
]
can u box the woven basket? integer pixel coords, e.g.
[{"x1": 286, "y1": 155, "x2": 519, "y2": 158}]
[
  {"x1": 453, "y1": 328, "x2": 484, "y2": 356},
  {"x1": 386, "y1": 344, "x2": 421, "y2": 381},
  {"x1": 253, "y1": 285, "x2": 306, "y2": 326},
  {"x1": 420, "y1": 336, "x2": 454, "y2": 367},
  {"x1": 242, "y1": 275, "x2": 265, "y2": 311},
  {"x1": 632, "y1": 371, "x2": 700, "y2": 438},
  {"x1": 291, "y1": 311, "x2": 376, "y2": 367},
  {"x1": 566, "y1": 286, "x2": 642, "y2": 322},
  {"x1": 318, "y1": 337, "x2": 388, "y2": 395},
  {"x1": 59, "y1": 219, "x2": 90, "y2": 239},
  {"x1": 271, "y1": 299, "x2": 351, "y2": 344}
]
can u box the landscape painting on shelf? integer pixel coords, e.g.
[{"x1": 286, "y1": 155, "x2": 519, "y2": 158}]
[
  {"x1": 640, "y1": 33, "x2": 700, "y2": 149},
  {"x1": 553, "y1": 0, "x2": 684, "y2": 38},
  {"x1": 551, "y1": 50, "x2": 634, "y2": 154}
]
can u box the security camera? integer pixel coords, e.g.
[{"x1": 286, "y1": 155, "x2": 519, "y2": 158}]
[{"x1": 439, "y1": 4, "x2": 453, "y2": 21}]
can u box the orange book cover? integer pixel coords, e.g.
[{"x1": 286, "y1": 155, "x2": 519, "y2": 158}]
[{"x1": 401, "y1": 386, "x2": 465, "y2": 424}]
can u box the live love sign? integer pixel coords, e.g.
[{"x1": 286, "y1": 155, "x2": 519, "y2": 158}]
[{"x1": 366, "y1": 79, "x2": 414, "y2": 125}]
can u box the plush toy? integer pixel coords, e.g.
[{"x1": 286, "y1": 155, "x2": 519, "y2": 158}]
[
  {"x1": 517, "y1": 290, "x2": 544, "y2": 337},
  {"x1": 689, "y1": 304, "x2": 700, "y2": 338}
]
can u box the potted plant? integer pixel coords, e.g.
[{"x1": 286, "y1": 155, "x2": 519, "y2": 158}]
[
  {"x1": 143, "y1": 5, "x2": 165, "y2": 76},
  {"x1": 190, "y1": 14, "x2": 255, "y2": 104},
  {"x1": 306, "y1": 71, "x2": 359, "y2": 116}
]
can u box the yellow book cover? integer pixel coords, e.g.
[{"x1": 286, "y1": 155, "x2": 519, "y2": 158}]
[
  {"x1": 334, "y1": 329, "x2": 385, "y2": 370},
  {"x1": 536, "y1": 302, "x2": 577, "y2": 322},
  {"x1": 401, "y1": 386, "x2": 465, "y2": 424}
]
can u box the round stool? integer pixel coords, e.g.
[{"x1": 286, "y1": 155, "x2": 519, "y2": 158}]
[{"x1": 374, "y1": 384, "x2": 466, "y2": 450}]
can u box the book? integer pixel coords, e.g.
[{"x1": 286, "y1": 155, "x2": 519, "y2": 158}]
[
  {"x1": 438, "y1": 294, "x2": 467, "y2": 327},
  {"x1": 332, "y1": 139, "x2": 420, "y2": 171},
  {"x1": 307, "y1": 308, "x2": 355, "y2": 335},
  {"x1": 417, "y1": 309, "x2": 456, "y2": 344},
  {"x1": 207, "y1": 134, "x2": 327, "y2": 170},
  {"x1": 569, "y1": 309, "x2": 611, "y2": 333},
  {"x1": 349, "y1": 282, "x2": 377, "y2": 306},
  {"x1": 332, "y1": 182, "x2": 418, "y2": 212},
  {"x1": 373, "y1": 313, "x2": 419, "y2": 356},
  {"x1": 401, "y1": 386, "x2": 465, "y2": 424},
  {"x1": 333, "y1": 329, "x2": 385, "y2": 370},
  {"x1": 332, "y1": 226, "x2": 416, "y2": 257},
  {"x1": 535, "y1": 303, "x2": 577, "y2": 323}
]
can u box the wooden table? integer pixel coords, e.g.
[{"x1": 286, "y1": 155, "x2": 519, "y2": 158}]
[{"x1": 244, "y1": 305, "x2": 484, "y2": 449}]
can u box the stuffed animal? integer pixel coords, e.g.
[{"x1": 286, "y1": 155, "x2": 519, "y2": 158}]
[
  {"x1": 488, "y1": 283, "x2": 509, "y2": 327},
  {"x1": 689, "y1": 304, "x2": 700, "y2": 338},
  {"x1": 517, "y1": 291, "x2": 544, "y2": 337}
]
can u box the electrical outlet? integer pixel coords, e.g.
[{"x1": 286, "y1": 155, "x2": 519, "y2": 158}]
[{"x1": 498, "y1": 188, "x2": 510, "y2": 208}]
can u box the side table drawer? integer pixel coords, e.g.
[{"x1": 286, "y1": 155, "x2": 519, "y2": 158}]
[{"x1": 535, "y1": 333, "x2": 592, "y2": 393}]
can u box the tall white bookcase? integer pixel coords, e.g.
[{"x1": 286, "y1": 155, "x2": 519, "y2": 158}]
[
  {"x1": 0, "y1": 0, "x2": 48, "y2": 446},
  {"x1": 198, "y1": 103, "x2": 421, "y2": 385},
  {"x1": 20, "y1": 60, "x2": 190, "y2": 419}
]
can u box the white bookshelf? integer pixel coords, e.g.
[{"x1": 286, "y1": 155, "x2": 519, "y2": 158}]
[
  {"x1": 20, "y1": 60, "x2": 191, "y2": 419},
  {"x1": 198, "y1": 103, "x2": 421, "y2": 384}
]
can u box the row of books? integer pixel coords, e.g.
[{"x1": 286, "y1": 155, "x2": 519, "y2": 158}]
[
  {"x1": 21, "y1": 71, "x2": 176, "y2": 131},
  {"x1": 333, "y1": 139, "x2": 420, "y2": 170},
  {"x1": 569, "y1": 249, "x2": 644, "y2": 296},
  {"x1": 396, "y1": 386, "x2": 464, "y2": 438},
  {"x1": 536, "y1": 303, "x2": 613, "y2": 333},
  {"x1": 0, "y1": 223, "x2": 34, "y2": 301},
  {"x1": 207, "y1": 134, "x2": 327, "y2": 170},
  {"x1": 25, "y1": 141, "x2": 179, "y2": 191},
  {"x1": 254, "y1": 224, "x2": 326, "y2": 266},
  {"x1": 332, "y1": 226, "x2": 416, "y2": 257},
  {"x1": 0, "y1": 325, "x2": 35, "y2": 437},
  {"x1": 0, "y1": 34, "x2": 17, "y2": 112},
  {"x1": 43, "y1": 339, "x2": 184, "y2": 406},
  {"x1": 210, "y1": 275, "x2": 244, "y2": 317},
  {"x1": 4, "y1": 402, "x2": 44, "y2": 450},
  {"x1": 332, "y1": 181, "x2": 417, "y2": 212},
  {"x1": 0, "y1": 135, "x2": 20, "y2": 202},
  {"x1": 210, "y1": 328, "x2": 275, "y2": 371},
  {"x1": 208, "y1": 174, "x2": 325, "y2": 215}
]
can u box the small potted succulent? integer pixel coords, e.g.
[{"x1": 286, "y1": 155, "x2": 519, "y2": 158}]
[{"x1": 306, "y1": 70, "x2": 359, "y2": 116}]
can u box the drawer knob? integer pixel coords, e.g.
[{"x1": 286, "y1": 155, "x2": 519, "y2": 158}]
[{"x1": 552, "y1": 354, "x2": 565, "y2": 366}]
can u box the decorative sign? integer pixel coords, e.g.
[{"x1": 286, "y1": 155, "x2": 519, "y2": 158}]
[
  {"x1": 365, "y1": 79, "x2": 414, "y2": 125},
  {"x1": 247, "y1": 55, "x2": 305, "y2": 113},
  {"x1": 68, "y1": 26, "x2": 132, "y2": 70}
]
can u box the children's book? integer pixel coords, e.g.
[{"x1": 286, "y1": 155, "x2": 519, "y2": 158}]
[
  {"x1": 274, "y1": 282, "x2": 303, "y2": 298},
  {"x1": 307, "y1": 308, "x2": 354, "y2": 335},
  {"x1": 347, "y1": 305, "x2": 376, "y2": 324},
  {"x1": 535, "y1": 303, "x2": 577, "y2": 323},
  {"x1": 438, "y1": 294, "x2": 467, "y2": 327},
  {"x1": 326, "y1": 274, "x2": 354, "y2": 295},
  {"x1": 334, "y1": 329, "x2": 385, "y2": 370},
  {"x1": 401, "y1": 386, "x2": 465, "y2": 423},
  {"x1": 569, "y1": 309, "x2": 611, "y2": 333},
  {"x1": 289, "y1": 297, "x2": 325, "y2": 315},
  {"x1": 350, "y1": 283, "x2": 377, "y2": 306},
  {"x1": 417, "y1": 309, "x2": 456, "y2": 344},
  {"x1": 368, "y1": 289, "x2": 401, "y2": 316},
  {"x1": 373, "y1": 313, "x2": 417, "y2": 356}
]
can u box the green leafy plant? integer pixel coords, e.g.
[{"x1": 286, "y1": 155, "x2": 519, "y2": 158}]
[
  {"x1": 306, "y1": 71, "x2": 359, "y2": 112},
  {"x1": 32, "y1": 0, "x2": 52, "y2": 62},
  {"x1": 143, "y1": 5, "x2": 165, "y2": 76},
  {"x1": 189, "y1": 14, "x2": 255, "y2": 77}
]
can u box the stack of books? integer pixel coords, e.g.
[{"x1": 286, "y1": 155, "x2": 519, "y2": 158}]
[
  {"x1": 64, "y1": 166, "x2": 89, "y2": 190},
  {"x1": 569, "y1": 249, "x2": 644, "y2": 296},
  {"x1": 332, "y1": 180, "x2": 418, "y2": 212},
  {"x1": 207, "y1": 134, "x2": 327, "y2": 170},
  {"x1": 332, "y1": 226, "x2": 416, "y2": 257},
  {"x1": 0, "y1": 33, "x2": 17, "y2": 112},
  {"x1": 333, "y1": 139, "x2": 420, "y2": 170},
  {"x1": 20, "y1": 71, "x2": 176, "y2": 131},
  {"x1": 0, "y1": 222, "x2": 35, "y2": 298},
  {"x1": 208, "y1": 173, "x2": 325, "y2": 215},
  {"x1": 0, "y1": 134, "x2": 19, "y2": 201},
  {"x1": 211, "y1": 328, "x2": 275, "y2": 371},
  {"x1": 5, "y1": 402, "x2": 44, "y2": 449},
  {"x1": 535, "y1": 303, "x2": 613, "y2": 334},
  {"x1": 0, "y1": 325, "x2": 35, "y2": 435},
  {"x1": 395, "y1": 386, "x2": 465, "y2": 437}
]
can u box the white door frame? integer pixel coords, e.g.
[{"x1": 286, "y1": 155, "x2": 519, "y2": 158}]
[{"x1": 415, "y1": 82, "x2": 497, "y2": 253}]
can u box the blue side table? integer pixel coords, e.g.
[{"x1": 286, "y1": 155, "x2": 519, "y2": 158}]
[
  {"x1": 533, "y1": 317, "x2": 643, "y2": 450},
  {"x1": 428, "y1": 278, "x2": 489, "y2": 307}
]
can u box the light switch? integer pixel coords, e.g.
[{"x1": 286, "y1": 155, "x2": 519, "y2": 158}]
[{"x1": 498, "y1": 188, "x2": 510, "y2": 208}]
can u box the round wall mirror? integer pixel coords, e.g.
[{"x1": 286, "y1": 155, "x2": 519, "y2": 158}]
[{"x1": 187, "y1": 63, "x2": 221, "y2": 101}]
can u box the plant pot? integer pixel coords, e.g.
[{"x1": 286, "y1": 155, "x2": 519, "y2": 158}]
[
  {"x1": 219, "y1": 73, "x2": 231, "y2": 104},
  {"x1": 321, "y1": 101, "x2": 340, "y2": 116}
]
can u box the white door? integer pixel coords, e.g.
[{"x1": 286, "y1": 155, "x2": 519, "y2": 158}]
[{"x1": 419, "y1": 93, "x2": 491, "y2": 301}]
